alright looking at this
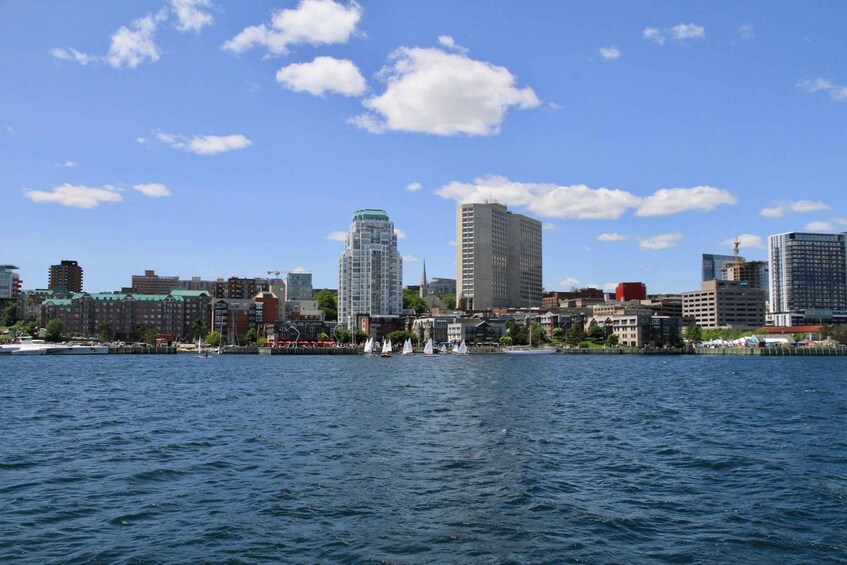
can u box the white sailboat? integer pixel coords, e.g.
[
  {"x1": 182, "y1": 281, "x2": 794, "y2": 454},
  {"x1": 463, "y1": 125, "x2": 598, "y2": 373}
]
[
  {"x1": 402, "y1": 338, "x2": 414, "y2": 355},
  {"x1": 381, "y1": 339, "x2": 392, "y2": 358},
  {"x1": 363, "y1": 337, "x2": 374, "y2": 355},
  {"x1": 439, "y1": 343, "x2": 447, "y2": 354},
  {"x1": 196, "y1": 336, "x2": 208, "y2": 358},
  {"x1": 453, "y1": 339, "x2": 468, "y2": 354},
  {"x1": 423, "y1": 338, "x2": 434, "y2": 356}
]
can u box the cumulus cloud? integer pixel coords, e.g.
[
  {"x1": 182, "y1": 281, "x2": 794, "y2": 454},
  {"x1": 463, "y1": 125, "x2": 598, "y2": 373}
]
[
  {"x1": 290, "y1": 266, "x2": 309, "y2": 273},
  {"x1": 438, "y1": 35, "x2": 468, "y2": 53},
  {"x1": 170, "y1": 0, "x2": 214, "y2": 33},
  {"x1": 402, "y1": 255, "x2": 418, "y2": 263},
  {"x1": 738, "y1": 24, "x2": 755, "y2": 39},
  {"x1": 276, "y1": 56, "x2": 366, "y2": 96},
  {"x1": 797, "y1": 78, "x2": 847, "y2": 102},
  {"x1": 394, "y1": 228, "x2": 406, "y2": 239},
  {"x1": 51, "y1": 47, "x2": 95, "y2": 65},
  {"x1": 636, "y1": 186, "x2": 737, "y2": 216},
  {"x1": 760, "y1": 199, "x2": 830, "y2": 218},
  {"x1": 559, "y1": 277, "x2": 580, "y2": 288},
  {"x1": 106, "y1": 11, "x2": 166, "y2": 69},
  {"x1": 133, "y1": 183, "x2": 172, "y2": 197},
  {"x1": 805, "y1": 221, "x2": 834, "y2": 231},
  {"x1": 638, "y1": 232, "x2": 683, "y2": 251},
  {"x1": 406, "y1": 182, "x2": 422, "y2": 192},
  {"x1": 24, "y1": 184, "x2": 123, "y2": 209},
  {"x1": 351, "y1": 47, "x2": 539, "y2": 136},
  {"x1": 721, "y1": 233, "x2": 765, "y2": 249},
  {"x1": 598, "y1": 46, "x2": 621, "y2": 60},
  {"x1": 57, "y1": 160, "x2": 77, "y2": 168},
  {"x1": 436, "y1": 176, "x2": 639, "y2": 220},
  {"x1": 155, "y1": 132, "x2": 252, "y2": 155},
  {"x1": 223, "y1": 0, "x2": 362, "y2": 55},
  {"x1": 597, "y1": 233, "x2": 629, "y2": 241},
  {"x1": 644, "y1": 23, "x2": 705, "y2": 45},
  {"x1": 326, "y1": 231, "x2": 347, "y2": 241}
]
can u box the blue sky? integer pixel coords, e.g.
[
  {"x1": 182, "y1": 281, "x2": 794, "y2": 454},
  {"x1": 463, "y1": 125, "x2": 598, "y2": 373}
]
[{"x1": 1, "y1": 1, "x2": 845, "y2": 294}]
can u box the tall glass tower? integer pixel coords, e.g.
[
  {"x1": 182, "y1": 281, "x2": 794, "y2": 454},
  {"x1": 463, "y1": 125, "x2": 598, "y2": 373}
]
[{"x1": 338, "y1": 210, "x2": 403, "y2": 329}]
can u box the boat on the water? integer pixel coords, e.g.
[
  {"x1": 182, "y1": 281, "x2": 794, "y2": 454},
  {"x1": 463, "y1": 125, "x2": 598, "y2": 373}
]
[
  {"x1": 363, "y1": 337, "x2": 374, "y2": 355},
  {"x1": 0, "y1": 337, "x2": 108, "y2": 355},
  {"x1": 452, "y1": 340, "x2": 468, "y2": 354},
  {"x1": 402, "y1": 338, "x2": 414, "y2": 355},
  {"x1": 423, "y1": 338, "x2": 434, "y2": 356},
  {"x1": 381, "y1": 340, "x2": 392, "y2": 358}
]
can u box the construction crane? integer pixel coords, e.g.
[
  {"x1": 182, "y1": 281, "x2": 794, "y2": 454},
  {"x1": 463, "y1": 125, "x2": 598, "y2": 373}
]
[{"x1": 267, "y1": 270, "x2": 281, "y2": 278}]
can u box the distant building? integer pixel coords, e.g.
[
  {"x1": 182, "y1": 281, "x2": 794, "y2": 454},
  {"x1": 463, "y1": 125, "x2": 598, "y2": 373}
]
[
  {"x1": 587, "y1": 313, "x2": 682, "y2": 348},
  {"x1": 721, "y1": 260, "x2": 770, "y2": 302},
  {"x1": 224, "y1": 277, "x2": 259, "y2": 300},
  {"x1": 131, "y1": 269, "x2": 179, "y2": 294},
  {"x1": 542, "y1": 288, "x2": 604, "y2": 309},
  {"x1": 338, "y1": 209, "x2": 403, "y2": 330},
  {"x1": 286, "y1": 271, "x2": 313, "y2": 301},
  {"x1": 0, "y1": 265, "x2": 22, "y2": 299},
  {"x1": 615, "y1": 282, "x2": 647, "y2": 302},
  {"x1": 682, "y1": 280, "x2": 766, "y2": 329},
  {"x1": 212, "y1": 298, "x2": 260, "y2": 344},
  {"x1": 702, "y1": 254, "x2": 743, "y2": 282},
  {"x1": 49, "y1": 260, "x2": 83, "y2": 293},
  {"x1": 456, "y1": 202, "x2": 542, "y2": 310},
  {"x1": 428, "y1": 277, "x2": 456, "y2": 297},
  {"x1": 769, "y1": 232, "x2": 847, "y2": 326}
]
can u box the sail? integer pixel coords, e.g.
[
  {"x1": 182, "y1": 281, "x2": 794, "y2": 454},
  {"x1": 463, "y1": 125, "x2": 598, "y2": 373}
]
[
  {"x1": 458, "y1": 339, "x2": 468, "y2": 354},
  {"x1": 440, "y1": 344, "x2": 447, "y2": 353},
  {"x1": 402, "y1": 338, "x2": 413, "y2": 355},
  {"x1": 423, "y1": 338, "x2": 433, "y2": 355},
  {"x1": 363, "y1": 338, "x2": 373, "y2": 354},
  {"x1": 381, "y1": 340, "x2": 392, "y2": 354}
]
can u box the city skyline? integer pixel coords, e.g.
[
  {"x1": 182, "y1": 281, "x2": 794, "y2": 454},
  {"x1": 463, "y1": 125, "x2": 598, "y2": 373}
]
[{"x1": 2, "y1": 1, "x2": 845, "y2": 293}]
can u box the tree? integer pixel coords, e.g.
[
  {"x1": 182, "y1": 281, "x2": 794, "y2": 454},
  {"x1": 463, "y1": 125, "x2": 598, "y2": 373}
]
[
  {"x1": 440, "y1": 294, "x2": 456, "y2": 310},
  {"x1": 192, "y1": 318, "x2": 208, "y2": 340},
  {"x1": 313, "y1": 289, "x2": 337, "y2": 320},
  {"x1": 552, "y1": 327, "x2": 565, "y2": 342},
  {"x1": 566, "y1": 324, "x2": 585, "y2": 346},
  {"x1": 334, "y1": 328, "x2": 351, "y2": 343},
  {"x1": 319, "y1": 332, "x2": 330, "y2": 341},
  {"x1": 1, "y1": 303, "x2": 17, "y2": 327},
  {"x1": 353, "y1": 329, "x2": 368, "y2": 343},
  {"x1": 606, "y1": 334, "x2": 620, "y2": 347},
  {"x1": 206, "y1": 331, "x2": 221, "y2": 347},
  {"x1": 386, "y1": 330, "x2": 418, "y2": 345},
  {"x1": 531, "y1": 323, "x2": 548, "y2": 344},
  {"x1": 143, "y1": 329, "x2": 157, "y2": 346},
  {"x1": 829, "y1": 325, "x2": 847, "y2": 345},
  {"x1": 684, "y1": 323, "x2": 702, "y2": 342},
  {"x1": 403, "y1": 288, "x2": 428, "y2": 314},
  {"x1": 244, "y1": 328, "x2": 258, "y2": 344},
  {"x1": 500, "y1": 336, "x2": 513, "y2": 345},
  {"x1": 587, "y1": 324, "x2": 606, "y2": 344},
  {"x1": 44, "y1": 319, "x2": 64, "y2": 342},
  {"x1": 97, "y1": 320, "x2": 113, "y2": 342}
]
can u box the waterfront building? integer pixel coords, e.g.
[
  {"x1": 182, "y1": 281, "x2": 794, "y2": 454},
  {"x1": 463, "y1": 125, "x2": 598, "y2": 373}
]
[
  {"x1": 212, "y1": 298, "x2": 260, "y2": 344},
  {"x1": 615, "y1": 282, "x2": 647, "y2": 302},
  {"x1": 337, "y1": 209, "x2": 403, "y2": 330},
  {"x1": 456, "y1": 202, "x2": 542, "y2": 310},
  {"x1": 682, "y1": 280, "x2": 766, "y2": 329},
  {"x1": 447, "y1": 318, "x2": 506, "y2": 344},
  {"x1": 587, "y1": 314, "x2": 682, "y2": 348},
  {"x1": 702, "y1": 253, "x2": 743, "y2": 282},
  {"x1": 49, "y1": 260, "x2": 82, "y2": 293},
  {"x1": 131, "y1": 269, "x2": 179, "y2": 294},
  {"x1": 286, "y1": 271, "x2": 313, "y2": 301},
  {"x1": 0, "y1": 265, "x2": 22, "y2": 299},
  {"x1": 721, "y1": 260, "x2": 770, "y2": 302},
  {"x1": 768, "y1": 232, "x2": 847, "y2": 326},
  {"x1": 411, "y1": 316, "x2": 451, "y2": 343}
]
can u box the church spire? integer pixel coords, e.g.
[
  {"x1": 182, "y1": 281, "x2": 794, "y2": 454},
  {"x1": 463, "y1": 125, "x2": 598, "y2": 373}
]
[{"x1": 420, "y1": 259, "x2": 428, "y2": 298}]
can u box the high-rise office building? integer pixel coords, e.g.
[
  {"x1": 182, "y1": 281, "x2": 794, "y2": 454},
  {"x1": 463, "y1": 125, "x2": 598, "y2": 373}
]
[
  {"x1": 0, "y1": 265, "x2": 22, "y2": 299},
  {"x1": 721, "y1": 260, "x2": 770, "y2": 302},
  {"x1": 702, "y1": 254, "x2": 743, "y2": 282},
  {"x1": 286, "y1": 271, "x2": 313, "y2": 301},
  {"x1": 337, "y1": 209, "x2": 403, "y2": 329},
  {"x1": 49, "y1": 260, "x2": 83, "y2": 292},
  {"x1": 768, "y1": 231, "x2": 847, "y2": 326},
  {"x1": 456, "y1": 202, "x2": 542, "y2": 310}
]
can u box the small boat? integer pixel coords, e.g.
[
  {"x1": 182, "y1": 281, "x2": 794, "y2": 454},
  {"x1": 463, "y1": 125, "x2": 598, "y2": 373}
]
[
  {"x1": 402, "y1": 338, "x2": 414, "y2": 355},
  {"x1": 453, "y1": 340, "x2": 468, "y2": 354},
  {"x1": 423, "y1": 338, "x2": 434, "y2": 356},
  {"x1": 381, "y1": 340, "x2": 392, "y2": 358},
  {"x1": 363, "y1": 337, "x2": 374, "y2": 355},
  {"x1": 439, "y1": 344, "x2": 447, "y2": 354},
  {"x1": 196, "y1": 337, "x2": 208, "y2": 358}
]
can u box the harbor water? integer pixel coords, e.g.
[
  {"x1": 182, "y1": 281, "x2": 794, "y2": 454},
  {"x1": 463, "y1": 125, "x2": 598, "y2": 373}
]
[{"x1": 1, "y1": 355, "x2": 845, "y2": 563}]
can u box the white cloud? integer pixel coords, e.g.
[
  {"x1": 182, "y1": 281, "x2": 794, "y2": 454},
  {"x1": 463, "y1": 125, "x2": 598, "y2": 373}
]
[
  {"x1": 721, "y1": 233, "x2": 765, "y2": 249},
  {"x1": 276, "y1": 56, "x2": 366, "y2": 97},
  {"x1": 643, "y1": 27, "x2": 665, "y2": 45},
  {"x1": 547, "y1": 102, "x2": 562, "y2": 111},
  {"x1": 436, "y1": 176, "x2": 639, "y2": 220},
  {"x1": 406, "y1": 182, "x2": 422, "y2": 192},
  {"x1": 170, "y1": 0, "x2": 214, "y2": 33},
  {"x1": 738, "y1": 24, "x2": 755, "y2": 39},
  {"x1": 602, "y1": 283, "x2": 617, "y2": 293},
  {"x1": 136, "y1": 136, "x2": 148, "y2": 144},
  {"x1": 402, "y1": 255, "x2": 418, "y2": 263},
  {"x1": 761, "y1": 199, "x2": 829, "y2": 218},
  {"x1": 805, "y1": 221, "x2": 834, "y2": 231},
  {"x1": 223, "y1": 0, "x2": 362, "y2": 55},
  {"x1": 326, "y1": 231, "x2": 347, "y2": 241},
  {"x1": 598, "y1": 46, "x2": 621, "y2": 60},
  {"x1": 670, "y1": 23, "x2": 706, "y2": 41},
  {"x1": 51, "y1": 47, "x2": 95, "y2": 66},
  {"x1": 597, "y1": 233, "x2": 628, "y2": 241},
  {"x1": 438, "y1": 35, "x2": 468, "y2": 53},
  {"x1": 798, "y1": 78, "x2": 847, "y2": 102},
  {"x1": 636, "y1": 186, "x2": 737, "y2": 216},
  {"x1": 834, "y1": 217, "x2": 847, "y2": 226},
  {"x1": 106, "y1": 11, "x2": 166, "y2": 69},
  {"x1": 394, "y1": 228, "x2": 406, "y2": 239},
  {"x1": 290, "y1": 266, "x2": 309, "y2": 273},
  {"x1": 639, "y1": 232, "x2": 683, "y2": 251},
  {"x1": 56, "y1": 160, "x2": 77, "y2": 168},
  {"x1": 156, "y1": 132, "x2": 252, "y2": 155},
  {"x1": 559, "y1": 277, "x2": 580, "y2": 288},
  {"x1": 448, "y1": 240, "x2": 456, "y2": 247},
  {"x1": 351, "y1": 47, "x2": 539, "y2": 136},
  {"x1": 24, "y1": 184, "x2": 123, "y2": 209},
  {"x1": 133, "y1": 183, "x2": 172, "y2": 197},
  {"x1": 542, "y1": 223, "x2": 556, "y2": 231}
]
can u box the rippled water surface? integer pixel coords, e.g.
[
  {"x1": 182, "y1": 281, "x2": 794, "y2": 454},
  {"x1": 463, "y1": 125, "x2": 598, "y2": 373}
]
[{"x1": 1, "y1": 354, "x2": 846, "y2": 563}]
